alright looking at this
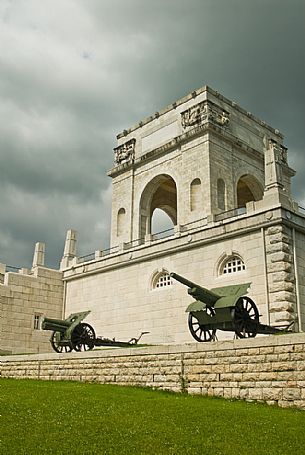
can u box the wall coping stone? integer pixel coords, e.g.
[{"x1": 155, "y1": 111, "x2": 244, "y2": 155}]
[{"x1": 1, "y1": 332, "x2": 304, "y2": 363}]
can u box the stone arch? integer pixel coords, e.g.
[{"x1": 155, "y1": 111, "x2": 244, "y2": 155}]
[
  {"x1": 215, "y1": 251, "x2": 246, "y2": 277},
  {"x1": 190, "y1": 178, "x2": 202, "y2": 212},
  {"x1": 151, "y1": 268, "x2": 173, "y2": 290},
  {"x1": 236, "y1": 174, "x2": 263, "y2": 208},
  {"x1": 220, "y1": 255, "x2": 246, "y2": 275},
  {"x1": 139, "y1": 174, "x2": 177, "y2": 239}
]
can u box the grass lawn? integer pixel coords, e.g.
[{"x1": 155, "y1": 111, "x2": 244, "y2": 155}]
[{"x1": 0, "y1": 379, "x2": 304, "y2": 454}]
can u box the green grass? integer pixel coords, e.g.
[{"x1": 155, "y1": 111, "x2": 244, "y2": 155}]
[{"x1": 0, "y1": 379, "x2": 304, "y2": 454}]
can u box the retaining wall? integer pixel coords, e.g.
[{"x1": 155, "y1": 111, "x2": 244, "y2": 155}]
[{"x1": 1, "y1": 333, "x2": 305, "y2": 409}]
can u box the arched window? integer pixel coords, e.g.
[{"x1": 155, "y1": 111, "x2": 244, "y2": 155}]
[
  {"x1": 220, "y1": 256, "x2": 246, "y2": 275},
  {"x1": 190, "y1": 178, "x2": 202, "y2": 212},
  {"x1": 217, "y1": 179, "x2": 226, "y2": 211},
  {"x1": 152, "y1": 270, "x2": 173, "y2": 289},
  {"x1": 117, "y1": 208, "x2": 126, "y2": 236}
]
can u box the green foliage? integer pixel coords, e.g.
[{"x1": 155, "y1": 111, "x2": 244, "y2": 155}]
[{"x1": 0, "y1": 379, "x2": 304, "y2": 454}]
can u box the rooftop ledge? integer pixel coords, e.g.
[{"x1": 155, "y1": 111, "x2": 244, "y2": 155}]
[
  {"x1": 116, "y1": 85, "x2": 284, "y2": 140},
  {"x1": 108, "y1": 118, "x2": 287, "y2": 179},
  {"x1": 61, "y1": 203, "x2": 305, "y2": 281}
]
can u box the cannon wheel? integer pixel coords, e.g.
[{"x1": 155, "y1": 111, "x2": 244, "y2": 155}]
[
  {"x1": 71, "y1": 323, "x2": 96, "y2": 351},
  {"x1": 50, "y1": 331, "x2": 73, "y2": 353},
  {"x1": 188, "y1": 310, "x2": 217, "y2": 342},
  {"x1": 233, "y1": 296, "x2": 259, "y2": 338}
]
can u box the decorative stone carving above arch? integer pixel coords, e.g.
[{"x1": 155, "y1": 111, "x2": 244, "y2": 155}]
[
  {"x1": 181, "y1": 101, "x2": 230, "y2": 129},
  {"x1": 114, "y1": 139, "x2": 136, "y2": 165}
]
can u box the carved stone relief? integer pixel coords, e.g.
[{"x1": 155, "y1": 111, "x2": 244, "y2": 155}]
[
  {"x1": 269, "y1": 139, "x2": 288, "y2": 165},
  {"x1": 181, "y1": 102, "x2": 208, "y2": 128},
  {"x1": 181, "y1": 101, "x2": 230, "y2": 129},
  {"x1": 114, "y1": 139, "x2": 136, "y2": 165}
]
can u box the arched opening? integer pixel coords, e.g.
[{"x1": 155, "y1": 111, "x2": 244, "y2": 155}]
[
  {"x1": 190, "y1": 178, "x2": 202, "y2": 212},
  {"x1": 217, "y1": 178, "x2": 226, "y2": 211},
  {"x1": 237, "y1": 175, "x2": 263, "y2": 208},
  {"x1": 219, "y1": 255, "x2": 246, "y2": 276},
  {"x1": 139, "y1": 174, "x2": 177, "y2": 239},
  {"x1": 117, "y1": 207, "x2": 126, "y2": 237},
  {"x1": 151, "y1": 208, "x2": 174, "y2": 237},
  {"x1": 151, "y1": 269, "x2": 173, "y2": 289}
]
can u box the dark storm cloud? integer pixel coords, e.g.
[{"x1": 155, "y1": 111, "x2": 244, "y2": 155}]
[{"x1": 0, "y1": 0, "x2": 304, "y2": 268}]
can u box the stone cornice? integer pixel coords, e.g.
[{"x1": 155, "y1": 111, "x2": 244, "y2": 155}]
[
  {"x1": 116, "y1": 85, "x2": 284, "y2": 140},
  {"x1": 108, "y1": 121, "x2": 266, "y2": 178}
]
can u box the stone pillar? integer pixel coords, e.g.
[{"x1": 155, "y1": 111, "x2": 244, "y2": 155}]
[
  {"x1": 32, "y1": 242, "x2": 45, "y2": 268},
  {"x1": 265, "y1": 225, "x2": 296, "y2": 326},
  {"x1": 263, "y1": 140, "x2": 295, "y2": 210},
  {"x1": 60, "y1": 229, "x2": 77, "y2": 269},
  {"x1": 95, "y1": 250, "x2": 104, "y2": 259},
  {"x1": 264, "y1": 140, "x2": 286, "y2": 192}
]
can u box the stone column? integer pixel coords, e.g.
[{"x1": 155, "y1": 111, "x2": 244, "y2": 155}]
[
  {"x1": 32, "y1": 242, "x2": 45, "y2": 268},
  {"x1": 265, "y1": 225, "x2": 296, "y2": 326},
  {"x1": 264, "y1": 140, "x2": 286, "y2": 192},
  {"x1": 263, "y1": 140, "x2": 294, "y2": 210},
  {"x1": 60, "y1": 229, "x2": 77, "y2": 269}
]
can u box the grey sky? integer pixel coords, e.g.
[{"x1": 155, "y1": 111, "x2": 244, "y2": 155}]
[{"x1": 0, "y1": 0, "x2": 304, "y2": 269}]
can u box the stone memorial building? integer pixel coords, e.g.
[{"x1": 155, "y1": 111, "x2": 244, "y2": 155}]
[{"x1": 1, "y1": 85, "x2": 305, "y2": 353}]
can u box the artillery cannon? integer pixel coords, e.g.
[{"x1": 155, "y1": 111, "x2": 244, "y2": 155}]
[
  {"x1": 170, "y1": 272, "x2": 292, "y2": 342},
  {"x1": 42, "y1": 311, "x2": 95, "y2": 353},
  {"x1": 42, "y1": 311, "x2": 150, "y2": 353}
]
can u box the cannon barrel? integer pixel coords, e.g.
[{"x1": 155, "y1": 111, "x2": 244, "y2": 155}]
[
  {"x1": 170, "y1": 272, "x2": 220, "y2": 306},
  {"x1": 42, "y1": 317, "x2": 71, "y2": 334}
]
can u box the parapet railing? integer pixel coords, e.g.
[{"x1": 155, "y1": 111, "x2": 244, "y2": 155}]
[
  {"x1": 181, "y1": 216, "x2": 208, "y2": 231},
  {"x1": 5, "y1": 265, "x2": 21, "y2": 273},
  {"x1": 151, "y1": 226, "x2": 175, "y2": 240},
  {"x1": 214, "y1": 207, "x2": 246, "y2": 222},
  {"x1": 78, "y1": 245, "x2": 120, "y2": 263},
  {"x1": 298, "y1": 205, "x2": 305, "y2": 216},
  {"x1": 75, "y1": 207, "x2": 247, "y2": 266}
]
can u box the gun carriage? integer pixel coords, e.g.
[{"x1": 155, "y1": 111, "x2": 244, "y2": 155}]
[
  {"x1": 170, "y1": 272, "x2": 292, "y2": 342},
  {"x1": 42, "y1": 311, "x2": 96, "y2": 353},
  {"x1": 42, "y1": 311, "x2": 149, "y2": 353}
]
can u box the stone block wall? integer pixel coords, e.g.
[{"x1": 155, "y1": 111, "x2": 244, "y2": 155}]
[
  {"x1": 65, "y1": 218, "x2": 270, "y2": 345},
  {"x1": 265, "y1": 225, "x2": 296, "y2": 325},
  {"x1": 1, "y1": 333, "x2": 305, "y2": 409},
  {"x1": 0, "y1": 267, "x2": 64, "y2": 354},
  {"x1": 295, "y1": 229, "x2": 305, "y2": 329},
  {"x1": 64, "y1": 206, "x2": 305, "y2": 345}
]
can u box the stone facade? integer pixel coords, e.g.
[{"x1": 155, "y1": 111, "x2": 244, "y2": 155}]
[
  {"x1": 1, "y1": 85, "x2": 305, "y2": 354},
  {"x1": 0, "y1": 243, "x2": 63, "y2": 354},
  {"x1": 61, "y1": 86, "x2": 305, "y2": 345},
  {"x1": 1, "y1": 333, "x2": 305, "y2": 409}
]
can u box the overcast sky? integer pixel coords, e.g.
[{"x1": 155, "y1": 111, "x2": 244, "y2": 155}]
[{"x1": 0, "y1": 0, "x2": 304, "y2": 269}]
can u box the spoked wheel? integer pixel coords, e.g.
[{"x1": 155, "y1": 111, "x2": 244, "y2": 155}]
[
  {"x1": 71, "y1": 323, "x2": 96, "y2": 351},
  {"x1": 50, "y1": 331, "x2": 73, "y2": 353},
  {"x1": 233, "y1": 296, "x2": 259, "y2": 338},
  {"x1": 188, "y1": 309, "x2": 217, "y2": 342}
]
